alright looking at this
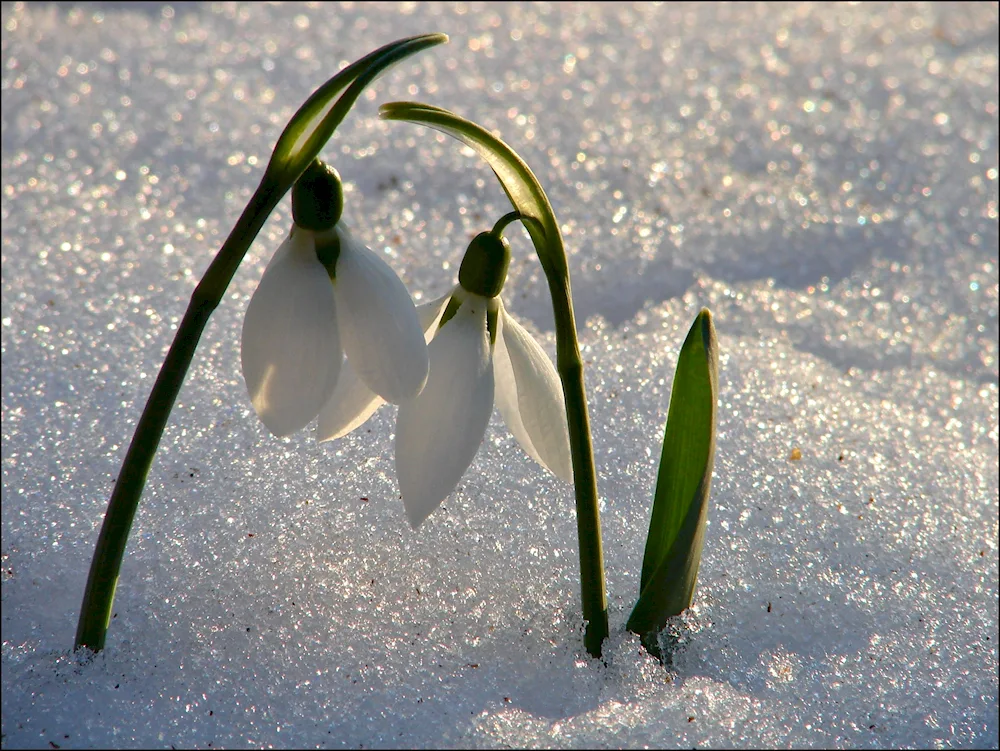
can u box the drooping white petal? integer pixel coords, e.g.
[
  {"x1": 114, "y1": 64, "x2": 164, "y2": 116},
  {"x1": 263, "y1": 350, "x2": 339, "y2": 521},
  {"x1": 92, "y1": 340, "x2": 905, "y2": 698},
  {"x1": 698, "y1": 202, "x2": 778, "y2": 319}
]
[
  {"x1": 395, "y1": 294, "x2": 495, "y2": 528},
  {"x1": 331, "y1": 224, "x2": 429, "y2": 403},
  {"x1": 315, "y1": 358, "x2": 382, "y2": 442},
  {"x1": 316, "y1": 291, "x2": 455, "y2": 442},
  {"x1": 241, "y1": 229, "x2": 342, "y2": 437},
  {"x1": 493, "y1": 301, "x2": 573, "y2": 482}
]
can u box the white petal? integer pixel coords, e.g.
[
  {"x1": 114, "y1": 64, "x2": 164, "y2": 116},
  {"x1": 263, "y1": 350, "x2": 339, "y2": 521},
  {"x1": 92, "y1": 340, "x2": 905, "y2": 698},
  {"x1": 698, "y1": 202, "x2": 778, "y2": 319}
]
[
  {"x1": 395, "y1": 294, "x2": 495, "y2": 528},
  {"x1": 241, "y1": 229, "x2": 341, "y2": 437},
  {"x1": 315, "y1": 358, "x2": 382, "y2": 442},
  {"x1": 493, "y1": 302, "x2": 573, "y2": 482},
  {"x1": 316, "y1": 292, "x2": 456, "y2": 442},
  {"x1": 417, "y1": 291, "x2": 454, "y2": 334},
  {"x1": 331, "y1": 225, "x2": 429, "y2": 403}
]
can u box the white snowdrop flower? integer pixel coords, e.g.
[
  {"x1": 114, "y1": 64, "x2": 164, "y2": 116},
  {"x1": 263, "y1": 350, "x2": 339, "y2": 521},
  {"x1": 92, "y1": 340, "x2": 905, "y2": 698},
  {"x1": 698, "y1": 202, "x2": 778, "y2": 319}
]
[
  {"x1": 241, "y1": 161, "x2": 429, "y2": 437},
  {"x1": 318, "y1": 229, "x2": 572, "y2": 528}
]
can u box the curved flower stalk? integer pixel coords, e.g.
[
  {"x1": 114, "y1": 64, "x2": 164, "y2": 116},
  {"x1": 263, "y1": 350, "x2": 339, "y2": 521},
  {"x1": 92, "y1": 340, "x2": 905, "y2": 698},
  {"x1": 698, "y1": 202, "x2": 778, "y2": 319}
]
[
  {"x1": 319, "y1": 221, "x2": 573, "y2": 529},
  {"x1": 74, "y1": 34, "x2": 447, "y2": 654},
  {"x1": 379, "y1": 101, "x2": 609, "y2": 657},
  {"x1": 241, "y1": 161, "x2": 428, "y2": 437}
]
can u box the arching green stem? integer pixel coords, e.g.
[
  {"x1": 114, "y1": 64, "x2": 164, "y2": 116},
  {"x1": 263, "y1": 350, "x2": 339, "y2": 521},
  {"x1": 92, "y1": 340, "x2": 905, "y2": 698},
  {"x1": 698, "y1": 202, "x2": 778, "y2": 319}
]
[
  {"x1": 491, "y1": 210, "x2": 523, "y2": 239},
  {"x1": 74, "y1": 34, "x2": 447, "y2": 654},
  {"x1": 380, "y1": 101, "x2": 609, "y2": 657}
]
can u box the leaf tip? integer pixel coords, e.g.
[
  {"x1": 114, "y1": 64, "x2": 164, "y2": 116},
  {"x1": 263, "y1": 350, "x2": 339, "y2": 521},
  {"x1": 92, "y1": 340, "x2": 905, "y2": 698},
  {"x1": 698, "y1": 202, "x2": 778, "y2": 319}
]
[
  {"x1": 693, "y1": 307, "x2": 718, "y2": 371},
  {"x1": 695, "y1": 307, "x2": 714, "y2": 338}
]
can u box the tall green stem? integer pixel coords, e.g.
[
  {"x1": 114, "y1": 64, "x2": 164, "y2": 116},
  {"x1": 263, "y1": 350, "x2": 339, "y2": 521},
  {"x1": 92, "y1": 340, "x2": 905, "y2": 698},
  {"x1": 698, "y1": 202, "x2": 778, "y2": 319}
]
[
  {"x1": 380, "y1": 101, "x2": 609, "y2": 656},
  {"x1": 74, "y1": 33, "x2": 447, "y2": 653},
  {"x1": 75, "y1": 183, "x2": 280, "y2": 652},
  {"x1": 545, "y1": 266, "x2": 608, "y2": 657}
]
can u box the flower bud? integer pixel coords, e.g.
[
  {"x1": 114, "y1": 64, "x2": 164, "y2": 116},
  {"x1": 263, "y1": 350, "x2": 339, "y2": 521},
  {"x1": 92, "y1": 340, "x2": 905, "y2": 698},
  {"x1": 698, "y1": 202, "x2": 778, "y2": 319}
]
[
  {"x1": 458, "y1": 231, "x2": 510, "y2": 298},
  {"x1": 292, "y1": 160, "x2": 344, "y2": 231}
]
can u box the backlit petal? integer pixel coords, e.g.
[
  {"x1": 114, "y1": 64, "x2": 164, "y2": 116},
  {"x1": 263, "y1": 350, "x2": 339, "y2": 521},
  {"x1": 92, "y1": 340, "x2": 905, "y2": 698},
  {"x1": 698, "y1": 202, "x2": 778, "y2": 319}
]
[
  {"x1": 493, "y1": 302, "x2": 573, "y2": 482},
  {"x1": 395, "y1": 294, "x2": 495, "y2": 528},
  {"x1": 315, "y1": 358, "x2": 382, "y2": 442},
  {"x1": 417, "y1": 291, "x2": 453, "y2": 335},
  {"x1": 332, "y1": 224, "x2": 429, "y2": 403},
  {"x1": 316, "y1": 291, "x2": 455, "y2": 442},
  {"x1": 241, "y1": 229, "x2": 341, "y2": 437}
]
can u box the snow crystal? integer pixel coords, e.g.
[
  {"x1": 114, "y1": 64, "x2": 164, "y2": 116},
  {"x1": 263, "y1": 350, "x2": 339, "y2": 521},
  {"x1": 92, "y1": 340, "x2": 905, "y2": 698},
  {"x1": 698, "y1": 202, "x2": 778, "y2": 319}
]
[{"x1": 3, "y1": 2, "x2": 997, "y2": 748}]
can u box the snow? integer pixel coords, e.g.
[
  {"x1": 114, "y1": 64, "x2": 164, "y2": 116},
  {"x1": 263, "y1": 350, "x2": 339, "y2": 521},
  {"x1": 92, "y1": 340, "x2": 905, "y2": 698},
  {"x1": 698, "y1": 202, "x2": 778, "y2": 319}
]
[{"x1": 2, "y1": 2, "x2": 997, "y2": 748}]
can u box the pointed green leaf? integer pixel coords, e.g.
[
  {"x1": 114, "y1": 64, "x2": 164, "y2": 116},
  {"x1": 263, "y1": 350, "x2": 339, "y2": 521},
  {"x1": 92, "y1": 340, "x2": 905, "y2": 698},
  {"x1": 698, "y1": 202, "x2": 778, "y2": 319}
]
[
  {"x1": 268, "y1": 34, "x2": 448, "y2": 188},
  {"x1": 627, "y1": 309, "x2": 719, "y2": 651}
]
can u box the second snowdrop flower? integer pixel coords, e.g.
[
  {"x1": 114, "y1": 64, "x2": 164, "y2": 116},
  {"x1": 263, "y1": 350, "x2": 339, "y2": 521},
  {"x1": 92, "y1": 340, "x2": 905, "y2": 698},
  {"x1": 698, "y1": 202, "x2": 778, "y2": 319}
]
[
  {"x1": 241, "y1": 160, "x2": 429, "y2": 437},
  {"x1": 396, "y1": 227, "x2": 573, "y2": 527}
]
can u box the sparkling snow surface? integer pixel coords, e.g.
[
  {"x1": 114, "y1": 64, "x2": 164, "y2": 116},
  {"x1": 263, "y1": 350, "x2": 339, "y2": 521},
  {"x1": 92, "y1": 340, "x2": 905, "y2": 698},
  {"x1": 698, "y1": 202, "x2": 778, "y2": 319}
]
[{"x1": 2, "y1": 2, "x2": 997, "y2": 748}]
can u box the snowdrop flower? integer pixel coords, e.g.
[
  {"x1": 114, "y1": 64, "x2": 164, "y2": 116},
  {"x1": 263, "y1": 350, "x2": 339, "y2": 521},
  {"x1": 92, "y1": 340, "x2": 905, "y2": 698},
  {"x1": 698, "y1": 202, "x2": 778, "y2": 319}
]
[
  {"x1": 241, "y1": 160, "x2": 429, "y2": 437},
  {"x1": 319, "y1": 226, "x2": 573, "y2": 528}
]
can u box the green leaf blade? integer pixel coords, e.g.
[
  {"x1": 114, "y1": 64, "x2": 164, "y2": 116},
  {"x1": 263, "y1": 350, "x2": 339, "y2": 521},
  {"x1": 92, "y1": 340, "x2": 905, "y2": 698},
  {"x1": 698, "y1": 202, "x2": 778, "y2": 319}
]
[
  {"x1": 269, "y1": 34, "x2": 448, "y2": 188},
  {"x1": 378, "y1": 101, "x2": 566, "y2": 281},
  {"x1": 627, "y1": 308, "x2": 719, "y2": 646}
]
